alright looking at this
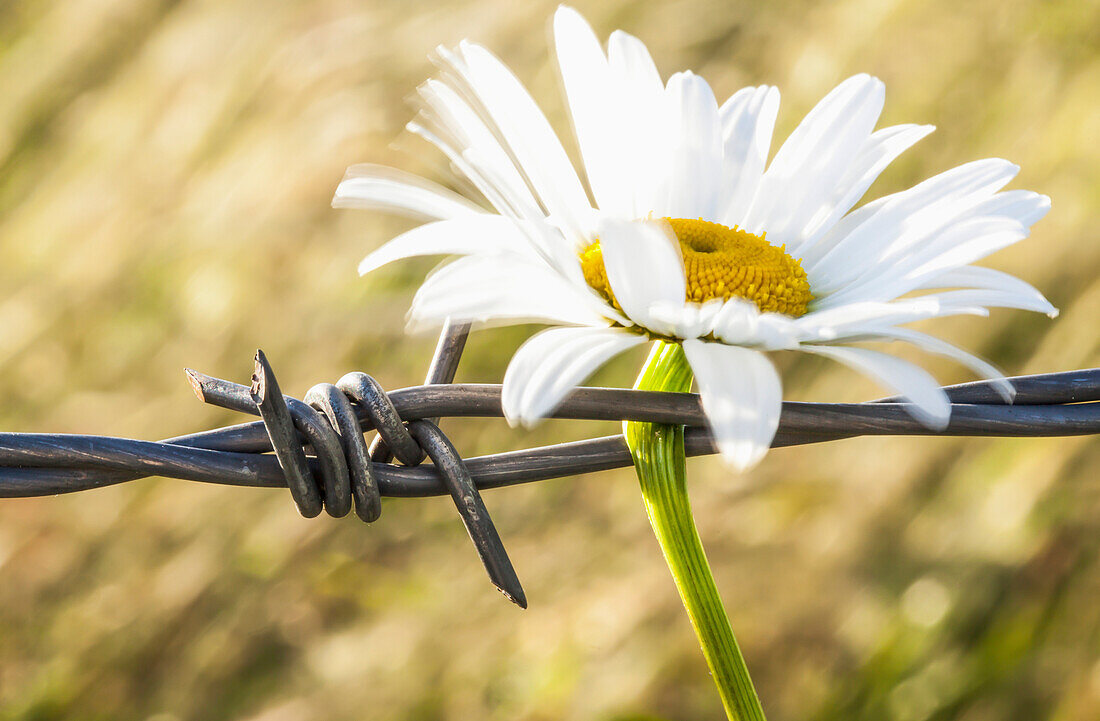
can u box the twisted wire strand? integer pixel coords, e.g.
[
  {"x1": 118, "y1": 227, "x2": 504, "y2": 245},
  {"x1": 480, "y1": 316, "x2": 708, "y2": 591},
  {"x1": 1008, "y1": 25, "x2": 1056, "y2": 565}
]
[
  {"x1": 2, "y1": 369, "x2": 1099, "y2": 500},
  {"x1": 1, "y1": 328, "x2": 1098, "y2": 605}
]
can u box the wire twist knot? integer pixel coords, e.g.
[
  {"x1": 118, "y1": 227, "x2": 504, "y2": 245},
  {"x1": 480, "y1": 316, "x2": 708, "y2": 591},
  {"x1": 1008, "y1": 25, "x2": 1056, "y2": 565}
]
[{"x1": 231, "y1": 348, "x2": 525, "y2": 607}]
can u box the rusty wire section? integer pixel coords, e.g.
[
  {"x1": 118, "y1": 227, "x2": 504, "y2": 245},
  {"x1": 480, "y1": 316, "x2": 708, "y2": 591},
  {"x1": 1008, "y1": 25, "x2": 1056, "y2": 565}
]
[{"x1": 1, "y1": 318, "x2": 1099, "y2": 606}]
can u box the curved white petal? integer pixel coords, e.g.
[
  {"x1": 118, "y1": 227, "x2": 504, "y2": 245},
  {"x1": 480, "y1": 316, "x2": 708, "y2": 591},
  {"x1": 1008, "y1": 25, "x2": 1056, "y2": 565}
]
[
  {"x1": 415, "y1": 80, "x2": 543, "y2": 221},
  {"x1": 795, "y1": 298, "x2": 987, "y2": 342},
  {"x1": 710, "y1": 297, "x2": 761, "y2": 345},
  {"x1": 718, "y1": 84, "x2": 780, "y2": 227},
  {"x1": 802, "y1": 345, "x2": 950, "y2": 429},
  {"x1": 795, "y1": 123, "x2": 935, "y2": 253},
  {"x1": 662, "y1": 72, "x2": 725, "y2": 220},
  {"x1": 409, "y1": 255, "x2": 611, "y2": 330},
  {"x1": 647, "y1": 298, "x2": 725, "y2": 340},
  {"x1": 808, "y1": 158, "x2": 1020, "y2": 294},
  {"x1": 554, "y1": 6, "x2": 631, "y2": 216},
  {"x1": 359, "y1": 216, "x2": 537, "y2": 275},
  {"x1": 607, "y1": 29, "x2": 661, "y2": 95},
  {"x1": 961, "y1": 189, "x2": 1051, "y2": 227},
  {"x1": 744, "y1": 74, "x2": 885, "y2": 247},
  {"x1": 796, "y1": 193, "x2": 894, "y2": 271},
  {"x1": 706, "y1": 299, "x2": 801, "y2": 350},
  {"x1": 862, "y1": 327, "x2": 1015, "y2": 402},
  {"x1": 914, "y1": 265, "x2": 1057, "y2": 317},
  {"x1": 607, "y1": 29, "x2": 665, "y2": 218},
  {"x1": 502, "y1": 326, "x2": 648, "y2": 426},
  {"x1": 902, "y1": 219, "x2": 1029, "y2": 279},
  {"x1": 915, "y1": 288, "x2": 1061, "y2": 316},
  {"x1": 406, "y1": 121, "x2": 529, "y2": 225},
  {"x1": 599, "y1": 218, "x2": 686, "y2": 334},
  {"x1": 817, "y1": 215, "x2": 1030, "y2": 307},
  {"x1": 454, "y1": 41, "x2": 594, "y2": 238},
  {"x1": 682, "y1": 340, "x2": 782, "y2": 471},
  {"x1": 409, "y1": 85, "x2": 591, "y2": 283},
  {"x1": 753, "y1": 313, "x2": 803, "y2": 350},
  {"x1": 333, "y1": 164, "x2": 485, "y2": 220}
]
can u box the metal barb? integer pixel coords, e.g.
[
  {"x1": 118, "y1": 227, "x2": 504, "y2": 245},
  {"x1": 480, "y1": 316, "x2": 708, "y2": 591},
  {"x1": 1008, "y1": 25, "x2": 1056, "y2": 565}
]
[
  {"x1": 407, "y1": 419, "x2": 526, "y2": 608},
  {"x1": 251, "y1": 350, "x2": 325, "y2": 519},
  {"x1": 190, "y1": 348, "x2": 522, "y2": 605}
]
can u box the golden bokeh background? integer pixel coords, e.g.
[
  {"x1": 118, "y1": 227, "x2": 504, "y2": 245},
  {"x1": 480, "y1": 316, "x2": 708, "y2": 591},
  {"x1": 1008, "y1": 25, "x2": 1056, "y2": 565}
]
[{"x1": 1, "y1": 0, "x2": 1098, "y2": 719}]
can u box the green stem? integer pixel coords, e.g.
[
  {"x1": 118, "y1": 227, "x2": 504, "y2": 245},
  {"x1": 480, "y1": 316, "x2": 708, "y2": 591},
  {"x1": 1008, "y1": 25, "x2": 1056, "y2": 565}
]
[{"x1": 624, "y1": 341, "x2": 766, "y2": 721}]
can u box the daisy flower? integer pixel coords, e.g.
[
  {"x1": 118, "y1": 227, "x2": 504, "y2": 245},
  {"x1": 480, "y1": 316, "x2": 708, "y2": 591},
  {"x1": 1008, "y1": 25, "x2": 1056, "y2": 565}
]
[{"x1": 335, "y1": 6, "x2": 1055, "y2": 471}]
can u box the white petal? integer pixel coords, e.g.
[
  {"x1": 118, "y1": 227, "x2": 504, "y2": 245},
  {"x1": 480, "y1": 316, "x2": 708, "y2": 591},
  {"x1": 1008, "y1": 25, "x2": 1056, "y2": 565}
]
[
  {"x1": 455, "y1": 41, "x2": 594, "y2": 238},
  {"x1": 744, "y1": 74, "x2": 885, "y2": 248},
  {"x1": 358, "y1": 216, "x2": 537, "y2": 275},
  {"x1": 795, "y1": 298, "x2": 987, "y2": 342},
  {"x1": 599, "y1": 218, "x2": 686, "y2": 334},
  {"x1": 607, "y1": 29, "x2": 661, "y2": 93},
  {"x1": 647, "y1": 298, "x2": 725, "y2": 339},
  {"x1": 607, "y1": 29, "x2": 665, "y2": 218},
  {"x1": 753, "y1": 313, "x2": 803, "y2": 350},
  {"x1": 959, "y1": 189, "x2": 1051, "y2": 227},
  {"x1": 502, "y1": 326, "x2": 648, "y2": 425},
  {"x1": 661, "y1": 72, "x2": 725, "y2": 220},
  {"x1": 717, "y1": 84, "x2": 780, "y2": 226},
  {"x1": 554, "y1": 7, "x2": 630, "y2": 216},
  {"x1": 795, "y1": 193, "x2": 894, "y2": 271},
  {"x1": 795, "y1": 123, "x2": 935, "y2": 253},
  {"x1": 817, "y1": 215, "x2": 1029, "y2": 307},
  {"x1": 915, "y1": 288, "x2": 1060, "y2": 316},
  {"x1": 706, "y1": 298, "x2": 801, "y2": 350},
  {"x1": 801, "y1": 345, "x2": 950, "y2": 429},
  {"x1": 863, "y1": 327, "x2": 1015, "y2": 402},
  {"x1": 333, "y1": 164, "x2": 484, "y2": 220},
  {"x1": 914, "y1": 265, "x2": 1057, "y2": 317},
  {"x1": 409, "y1": 255, "x2": 611, "y2": 330},
  {"x1": 682, "y1": 340, "x2": 782, "y2": 471},
  {"x1": 406, "y1": 120, "x2": 527, "y2": 223},
  {"x1": 711, "y1": 297, "x2": 762, "y2": 345},
  {"x1": 902, "y1": 218, "x2": 1028, "y2": 280},
  {"x1": 414, "y1": 80, "x2": 543, "y2": 221},
  {"x1": 410, "y1": 84, "x2": 589, "y2": 282},
  {"x1": 808, "y1": 158, "x2": 1020, "y2": 295}
]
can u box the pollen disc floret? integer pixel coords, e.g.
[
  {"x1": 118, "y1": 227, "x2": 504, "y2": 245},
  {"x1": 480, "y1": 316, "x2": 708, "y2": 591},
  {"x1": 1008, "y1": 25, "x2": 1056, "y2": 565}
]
[{"x1": 581, "y1": 218, "x2": 813, "y2": 318}]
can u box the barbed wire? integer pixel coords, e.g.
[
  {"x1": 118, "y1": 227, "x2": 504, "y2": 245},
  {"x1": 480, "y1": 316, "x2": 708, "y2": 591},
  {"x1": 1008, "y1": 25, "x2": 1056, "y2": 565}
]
[{"x1": 2, "y1": 319, "x2": 1098, "y2": 606}]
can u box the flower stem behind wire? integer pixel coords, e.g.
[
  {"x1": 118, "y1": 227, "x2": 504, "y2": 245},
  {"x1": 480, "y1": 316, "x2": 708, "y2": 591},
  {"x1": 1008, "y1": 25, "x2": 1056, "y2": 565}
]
[{"x1": 624, "y1": 341, "x2": 766, "y2": 721}]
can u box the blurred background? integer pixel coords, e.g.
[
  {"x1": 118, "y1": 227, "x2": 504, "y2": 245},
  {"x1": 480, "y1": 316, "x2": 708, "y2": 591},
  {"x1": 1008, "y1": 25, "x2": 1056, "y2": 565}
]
[{"x1": 0, "y1": 0, "x2": 1098, "y2": 719}]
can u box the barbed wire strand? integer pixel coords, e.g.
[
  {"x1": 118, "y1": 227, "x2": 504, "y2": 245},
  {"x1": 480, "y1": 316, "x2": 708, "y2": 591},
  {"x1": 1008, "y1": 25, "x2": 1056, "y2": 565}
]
[
  {"x1": 3, "y1": 369, "x2": 1098, "y2": 498},
  {"x1": 1, "y1": 320, "x2": 1098, "y2": 605}
]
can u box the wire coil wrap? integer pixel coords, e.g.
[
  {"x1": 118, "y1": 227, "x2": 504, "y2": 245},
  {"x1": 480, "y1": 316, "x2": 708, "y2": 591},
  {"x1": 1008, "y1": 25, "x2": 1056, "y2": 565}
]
[{"x1": 180, "y1": 344, "x2": 527, "y2": 605}]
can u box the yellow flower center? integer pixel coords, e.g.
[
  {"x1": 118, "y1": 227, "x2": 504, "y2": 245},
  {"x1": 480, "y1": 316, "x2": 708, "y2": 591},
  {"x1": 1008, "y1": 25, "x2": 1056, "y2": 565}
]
[{"x1": 580, "y1": 218, "x2": 813, "y2": 318}]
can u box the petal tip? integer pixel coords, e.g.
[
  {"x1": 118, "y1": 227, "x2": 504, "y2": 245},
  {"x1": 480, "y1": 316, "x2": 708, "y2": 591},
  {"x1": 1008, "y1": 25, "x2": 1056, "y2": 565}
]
[
  {"x1": 500, "y1": 404, "x2": 523, "y2": 428},
  {"x1": 357, "y1": 255, "x2": 378, "y2": 276},
  {"x1": 927, "y1": 414, "x2": 951, "y2": 432},
  {"x1": 553, "y1": 4, "x2": 588, "y2": 32},
  {"x1": 719, "y1": 446, "x2": 767, "y2": 473},
  {"x1": 922, "y1": 401, "x2": 952, "y2": 431}
]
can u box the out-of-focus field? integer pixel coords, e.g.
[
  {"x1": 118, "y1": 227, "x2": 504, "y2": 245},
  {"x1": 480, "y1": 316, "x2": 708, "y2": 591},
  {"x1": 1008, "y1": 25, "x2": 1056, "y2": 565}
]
[{"x1": 0, "y1": 0, "x2": 1097, "y2": 719}]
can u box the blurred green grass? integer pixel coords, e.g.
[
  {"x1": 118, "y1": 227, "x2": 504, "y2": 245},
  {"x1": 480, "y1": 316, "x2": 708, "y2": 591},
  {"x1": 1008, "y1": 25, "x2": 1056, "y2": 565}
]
[{"x1": 0, "y1": 0, "x2": 1098, "y2": 719}]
